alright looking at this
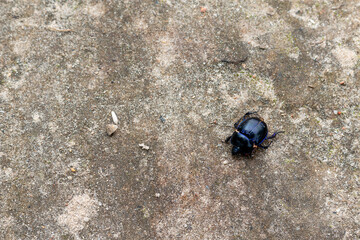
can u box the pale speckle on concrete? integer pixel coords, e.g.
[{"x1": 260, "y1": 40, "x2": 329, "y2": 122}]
[
  {"x1": 32, "y1": 112, "x2": 42, "y2": 123},
  {"x1": 0, "y1": 167, "x2": 14, "y2": 182},
  {"x1": 332, "y1": 46, "x2": 358, "y2": 68},
  {"x1": 83, "y1": 3, "x2": 106, "y2": 18},
  {"x1": 0, "y1": 216, "x2": 15, "y2": 231},
  {"x1": 57, "y1": 194, "x2": 99, "y2": 234},
  {"x1": 12, "y1": 38, "x2": 31, "y2": 55},
  {"x1": 157, "y1": 34, "x2": 177, "y2": 68}
]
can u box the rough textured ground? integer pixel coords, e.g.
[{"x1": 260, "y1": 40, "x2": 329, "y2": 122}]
[{"x1": 0, "y1": 0, "x2": 359, "y2": 239}]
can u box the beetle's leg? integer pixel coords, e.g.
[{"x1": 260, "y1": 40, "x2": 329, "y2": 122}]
[
  {"x1": 225, "y1": 135, "x2": 232, "y2": 143},
  {"x1": 234, "y1": 111, "x2": 258, "y2": 128},
  {"x1": 259, "y1": 141, "x2": 273, "y2": 149},
  {"x1": 234, "y1": 118, "x2": 243, "y2": 128},
  {"x1": 266, "y1": 131, "x2": 285, "y2": 140}
]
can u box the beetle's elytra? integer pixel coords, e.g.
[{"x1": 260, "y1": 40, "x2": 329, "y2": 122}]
[{"x1": 225, "y1": 111, "x2": 284, "y2": 156}]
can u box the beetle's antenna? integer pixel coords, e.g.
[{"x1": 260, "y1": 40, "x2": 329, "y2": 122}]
[
  {"x1": 209, "y1": 121, "x2": 233, "y2": 128},
  {"x1": 213, "y1": 124, "x2": 233, "y2": 128}
]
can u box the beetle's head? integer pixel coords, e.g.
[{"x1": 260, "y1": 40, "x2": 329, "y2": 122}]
[{"x1": 231, "y1": 132, "x2": 254, "y2": 155}]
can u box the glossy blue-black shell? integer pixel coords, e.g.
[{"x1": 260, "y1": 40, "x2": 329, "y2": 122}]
[
  {"x1": 237, "y1": 117, "x2": 268, "y2": 145},
  {"x1": 229, "y1": 117, "x2": 268, "y2": 155}
]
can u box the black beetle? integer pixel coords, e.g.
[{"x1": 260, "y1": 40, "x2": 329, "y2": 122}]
[{"x1": 225, "y1": 111, "x2": 284, "y2": 156}]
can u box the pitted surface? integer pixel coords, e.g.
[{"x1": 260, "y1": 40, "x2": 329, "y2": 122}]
[{"x1": 0, "y1": 0, "x2": 359, "y2": 239}]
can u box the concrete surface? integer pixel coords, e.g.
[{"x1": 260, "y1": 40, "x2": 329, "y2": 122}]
[{"x1": 0, "y1": 0, "x2": 359, "y2": 239}]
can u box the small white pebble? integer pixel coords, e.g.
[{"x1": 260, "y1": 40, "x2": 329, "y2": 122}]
[
  {"x1": 155, "y1": 193, "x2": 160, "y2": 198},
  {"x1": 106, "y1": 124, "x2": 118, "y2": 136},
  {"x1": 223, "y1": 160, "x2": 229, "y2": 165},
  {"x1": 111, "y1": 111, "x2": 119, "y2": 124},
  {"x1": 139, "y1": 143, "x2": 150, "y2": 150}
]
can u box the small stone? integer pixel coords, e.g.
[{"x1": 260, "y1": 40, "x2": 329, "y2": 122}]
[
  {"x1": 155, "y1": 193, "x2": 160, "y2": 198},
  {"x1": 223, "y1": 160, "x2": 229, "y2": 165},
  {"x1": 259, "y1": 44, "x2": 268, "y2": 50},
  {"x1": 111, "y1": 111, "x2": 119, "y2": 124},
  {"x1": 200, "y1": 7, "x2": 206, "y2": 13},
  {"x1": 160, "y1": 116, "x2": 166, "y2": 123},
  {"x1": 106, "y1": 124, "x2": 118, "y2": 136},
  {"x1": 139, "y1": 143, "x2": 150, "y2": 150},
  {"x1": 267, "y1": 6, "x2": 276, "y2": 16}
]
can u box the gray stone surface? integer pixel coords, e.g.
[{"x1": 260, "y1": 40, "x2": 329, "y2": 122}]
[{"x1": 0, "y1": 0, "x2": 359, "y2": 239}]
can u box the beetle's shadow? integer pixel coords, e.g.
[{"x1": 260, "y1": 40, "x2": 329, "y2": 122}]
[{"x1": 230, "y1": 146, "x2": 267, "y2": 163}]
